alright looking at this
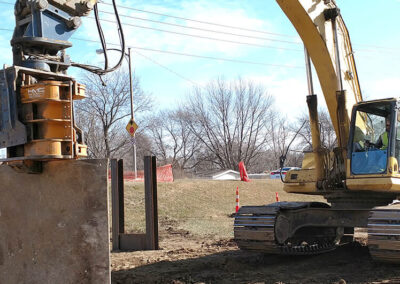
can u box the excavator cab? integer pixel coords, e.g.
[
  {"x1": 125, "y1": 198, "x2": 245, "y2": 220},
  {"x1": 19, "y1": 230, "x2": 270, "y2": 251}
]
[{"x1": 347, "y1": 98, "x2": 400, "y2": 190}]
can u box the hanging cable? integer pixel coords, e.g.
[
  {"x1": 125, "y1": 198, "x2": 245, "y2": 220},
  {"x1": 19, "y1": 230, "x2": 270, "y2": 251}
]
[
  {"x1": 71, "y1": 0, "x2": 125, "y2": 76},
  {"x1": 94, "y1": 3, "x2": 108, "y2": 70}
]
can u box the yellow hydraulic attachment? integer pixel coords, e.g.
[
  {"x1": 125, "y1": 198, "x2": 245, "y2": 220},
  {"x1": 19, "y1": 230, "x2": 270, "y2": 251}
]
[
  {"x1": 1, "y1": 67, "x2": 87, "y2": 171},
  {"x1": 21, "y1": 80, "x2": 87, "y2": 159}
]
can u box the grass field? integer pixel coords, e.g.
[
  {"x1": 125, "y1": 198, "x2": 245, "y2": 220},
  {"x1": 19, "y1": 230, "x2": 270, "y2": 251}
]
[
  {"x1": 123, "y1": 179, "x2": 325, "y2": 239},
  {"x1": 113, "y1": 179, "x2": 400, "y2": 284}
]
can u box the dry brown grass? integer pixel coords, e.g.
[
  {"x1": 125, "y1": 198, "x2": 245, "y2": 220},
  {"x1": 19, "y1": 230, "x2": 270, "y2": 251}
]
[{"x1": 123, "y1": 179, "x2": 325, "y2": 239}]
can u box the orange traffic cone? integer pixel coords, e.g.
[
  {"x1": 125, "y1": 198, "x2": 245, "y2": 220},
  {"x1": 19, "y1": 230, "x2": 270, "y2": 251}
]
[
  {"x1": 276, "y1": 192, "x2": 280, "y2": 202},
  {"x1": 236, "y1": 186, "x2": 240, "y2": 213}
]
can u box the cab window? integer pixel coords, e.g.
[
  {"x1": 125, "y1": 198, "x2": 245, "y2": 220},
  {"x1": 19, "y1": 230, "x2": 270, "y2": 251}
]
[
  {"x1": 351, "y1": 107, "x2": 389, "y2": 175},
  {"x1": 395, "y1": 112, "x2": 400, "y2": 166}
]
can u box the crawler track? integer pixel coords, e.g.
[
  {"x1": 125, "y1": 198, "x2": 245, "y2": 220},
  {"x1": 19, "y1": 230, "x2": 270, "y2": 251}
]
[
  {"x1": 368, "y1": 204, "x2": 400, "y2": 263},
  {"x1": 234, "y1": 203, "x2": 337, "y2": 255}
]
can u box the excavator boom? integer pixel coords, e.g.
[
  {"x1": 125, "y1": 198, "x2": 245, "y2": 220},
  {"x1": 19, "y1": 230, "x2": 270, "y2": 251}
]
[{"x1": 277, "y1": 0, "x2": 362, "y2": 144}]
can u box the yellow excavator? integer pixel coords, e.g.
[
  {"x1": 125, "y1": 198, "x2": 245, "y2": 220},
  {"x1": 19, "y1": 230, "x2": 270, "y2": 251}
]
[{"x1": 234, "y1": 0, "x2": 400, "y2": 262}]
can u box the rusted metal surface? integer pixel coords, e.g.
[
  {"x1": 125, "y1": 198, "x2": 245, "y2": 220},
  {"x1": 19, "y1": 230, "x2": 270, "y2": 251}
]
[
  {"x1": 120, "y1": 234, "x2": 147, "y2": 251},
  {"x1": 144, "y1": 156, "x2": 159, "y2": 250},
  {"x1": 0, "y1": 159, "x2": 110, "y2": 283},
  {"x1": 111, "y1": 159, "x2": 126, "y2": 251},
  {"x1": 111, "y1": 159, "x2": 120, "y2": 251},
  {"x1": 111, "y1": 157, "x2": 159, "y2": 251},
  {"x1": 118, "y1": 159, "x2": 125, "y2": 234}
]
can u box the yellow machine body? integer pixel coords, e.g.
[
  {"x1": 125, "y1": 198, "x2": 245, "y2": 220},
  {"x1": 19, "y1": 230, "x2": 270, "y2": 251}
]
[
  {"x1": 275, "y1": 0, "x2": 400, "y2": 196},
  {"x1": 235, "y1": 0, "x2": 400, "y2": 263}
]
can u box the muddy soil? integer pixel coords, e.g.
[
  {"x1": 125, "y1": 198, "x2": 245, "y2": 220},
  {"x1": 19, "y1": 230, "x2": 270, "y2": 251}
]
[{"x1": 111, "y1": 227, "x2": 400, "y2": 284}]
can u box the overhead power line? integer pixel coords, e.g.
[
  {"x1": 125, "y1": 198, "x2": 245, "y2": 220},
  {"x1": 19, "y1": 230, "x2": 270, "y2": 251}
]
[
  {"x1": 0, "y1": 1, "x2": 302, "y2": 52},
  {"x1": 0, "y1": 0, "x2": 297, "y2": 39},
  {"x1": 0, "y1": 26, "x2": 301, "y2": 68},
  {"x1": 133, "y1": 49, "x2": 203, "y2": 87},
  {"x1": 2, "y1": 1, "x2": 400, "y2": 53},
  {"x1": 0, "y1": 26, "x2": 396, "y2": 67},
  {"x1": 99, "y1": 1, "x2": 297, "y2": 38},
  {"x1": 98, "y1": 9, "x2": 302, "y2": 45},
  {"x1": 72, "y1": 36, "x2": 304, "y2": 69},
  {"x1": 353, "y1": 43, "x2": 400, "y2": 52},
  {"x1": 91, "y1": 17, "x2": 302, "y2": 52}
]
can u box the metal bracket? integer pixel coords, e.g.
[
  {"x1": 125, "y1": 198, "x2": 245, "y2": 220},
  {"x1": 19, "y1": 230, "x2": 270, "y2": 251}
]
[
  {"x1": 324, "y1": 8, "x2": 340, "y2": 21},
  {"x1": 111, "y1": 157, "x2": 159, "y2": 251},
  {"x1": 0, "y1": 67, "x2": 27, "y2": 148}
]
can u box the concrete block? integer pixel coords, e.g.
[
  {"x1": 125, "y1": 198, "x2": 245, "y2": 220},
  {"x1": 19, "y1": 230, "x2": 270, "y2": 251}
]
[{"x1": 0, "y1": 159, "x2": 110, "y2": 284}]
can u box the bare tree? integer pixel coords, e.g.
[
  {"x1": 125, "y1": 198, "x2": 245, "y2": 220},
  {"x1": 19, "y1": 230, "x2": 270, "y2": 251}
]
[
  {"x1": 253, "y1": 110, "x2": 305, "y2": 171},
  {"x1": 268, "y1": 113, "x2": 292, "y2": 169},
  {"x1": 293, "y1": 109, "x2": 337, "y2": 151},
  {"x1": 146, "y1": 109, "x2": 201, "y2": 171},
  {"x1": 124, "y1": 131, "x2": 153, "y2": 170},
  {"x1": 183, "y1": 78, "x2": 274, "y2": 171},
  {"x1": 75, "y1": 69, "x2": 152, "y2": 158}
]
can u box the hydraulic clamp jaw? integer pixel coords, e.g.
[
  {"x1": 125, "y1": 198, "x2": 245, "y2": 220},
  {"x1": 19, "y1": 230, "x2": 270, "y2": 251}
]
[{"x1": 0, "y1": 0, "x2": 97, "y2": 172}]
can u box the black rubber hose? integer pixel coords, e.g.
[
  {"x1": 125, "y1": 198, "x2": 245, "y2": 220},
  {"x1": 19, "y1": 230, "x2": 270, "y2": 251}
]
[
  {"x1": 94, "y1": 3, "x2": 108, "y2": 70},
  {"x1": 72, "y1": 0, "x2": 126, "y2": 76}
]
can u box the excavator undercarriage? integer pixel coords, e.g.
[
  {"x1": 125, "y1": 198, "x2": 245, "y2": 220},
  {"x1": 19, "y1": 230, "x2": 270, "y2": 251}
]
[
  {"x1": 368, "y1": 205, "x2": 400, "y2": 263},
  {"x1": 235, "y1": 198, "x2": 400, "y2": 262},
  {"x1": 235, "y1": 202, "x2": 340, "y2": 255}
]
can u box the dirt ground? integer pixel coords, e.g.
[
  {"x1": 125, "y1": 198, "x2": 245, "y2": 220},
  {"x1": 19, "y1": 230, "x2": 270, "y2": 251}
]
[
  {"x1": 111, "y1": 180, "x2": 400, "y2": 284},
  {"x1": 111, "y1": 225, "x2": 400, "y2": 284}
]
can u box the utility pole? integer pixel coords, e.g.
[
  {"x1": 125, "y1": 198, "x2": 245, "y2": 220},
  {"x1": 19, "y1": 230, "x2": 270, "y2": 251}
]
[{"x1": 128, "y1": 48, "x2": 137, "y2": 180}]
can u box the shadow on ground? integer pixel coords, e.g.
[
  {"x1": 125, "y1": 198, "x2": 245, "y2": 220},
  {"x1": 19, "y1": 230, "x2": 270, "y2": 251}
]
[{"x1": 112, "y1": 242, "x2": 400, "y2": 284}]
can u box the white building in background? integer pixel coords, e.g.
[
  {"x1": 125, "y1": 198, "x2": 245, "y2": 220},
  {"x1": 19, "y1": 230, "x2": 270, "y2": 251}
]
[
  {"x1": 248, "y1": 173, "x2": 269, "y2": 179},
  {"x1": 212, "y1": 170, "x2": 240, "y2": 181}
]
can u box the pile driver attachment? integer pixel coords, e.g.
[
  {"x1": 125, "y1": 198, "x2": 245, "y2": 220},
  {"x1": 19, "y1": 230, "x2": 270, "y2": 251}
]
[
  {"x1": 0, "y1": 66, "x2": 87, "y2": 169},
  {"x1": 0, "y1": 0, "x2": 120, "y2": 172}
]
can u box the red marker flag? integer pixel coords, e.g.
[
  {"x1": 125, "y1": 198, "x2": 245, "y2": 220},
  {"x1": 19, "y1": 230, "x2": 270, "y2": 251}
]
[{"x1": 238, "y1": 161, "x2": 250, "y2": 182}]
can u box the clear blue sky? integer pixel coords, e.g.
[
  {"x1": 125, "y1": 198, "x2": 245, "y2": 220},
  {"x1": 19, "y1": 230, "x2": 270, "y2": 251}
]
[{"x1": 0, "y1": 0, "x2": 400, "y2": 120}]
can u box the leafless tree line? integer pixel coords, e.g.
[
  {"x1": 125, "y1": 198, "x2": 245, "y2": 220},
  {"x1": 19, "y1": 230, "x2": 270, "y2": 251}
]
[
  {"x1": 145, "y1": 78, "x2": 336, "y2": 174},
  {"x1": 75, "y1": 73, "x2": 336, "y2": 175},
  {"x1": 75, "y1": 70, "x2": 153, "y2": 169}
]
